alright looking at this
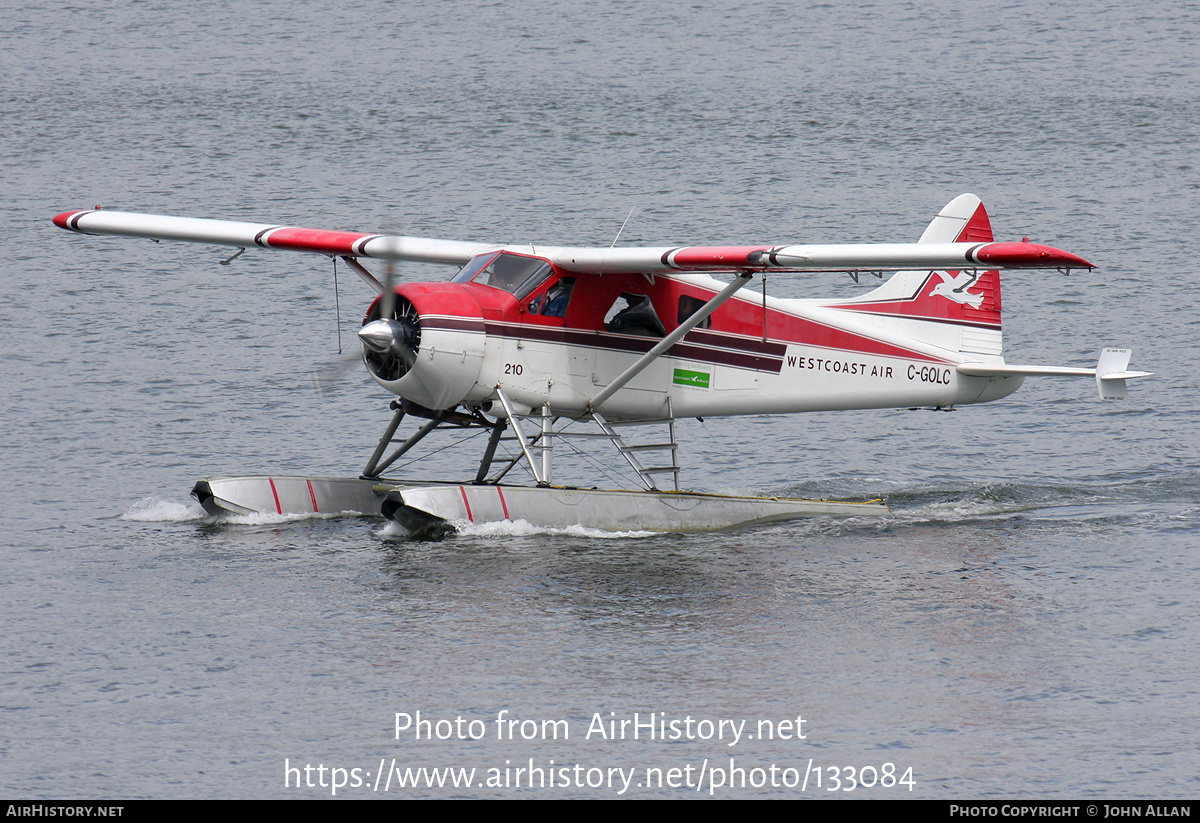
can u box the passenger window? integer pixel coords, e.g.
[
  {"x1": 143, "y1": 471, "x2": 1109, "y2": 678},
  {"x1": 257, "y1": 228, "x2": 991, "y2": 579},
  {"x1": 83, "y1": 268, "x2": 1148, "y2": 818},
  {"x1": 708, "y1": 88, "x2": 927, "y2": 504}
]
[
  {"x1": 677, "y1": 295, "x2": 713, "y2": 329},
  {"x1": 604, "y1": 293, "x2": 666, "y2": 337}
]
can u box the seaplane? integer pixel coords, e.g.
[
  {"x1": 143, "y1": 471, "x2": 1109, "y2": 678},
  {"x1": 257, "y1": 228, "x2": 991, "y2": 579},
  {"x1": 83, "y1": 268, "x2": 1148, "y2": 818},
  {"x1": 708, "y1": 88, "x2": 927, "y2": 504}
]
[{"x1": 53, "y1": 194, "x2": 1150, "y2": 537}]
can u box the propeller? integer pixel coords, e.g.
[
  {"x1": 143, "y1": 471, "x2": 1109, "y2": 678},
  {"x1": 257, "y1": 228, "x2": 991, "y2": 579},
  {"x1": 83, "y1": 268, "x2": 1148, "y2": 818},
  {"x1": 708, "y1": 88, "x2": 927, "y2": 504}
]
[
  {"x1": 315, "y1": 234, "x2": 419, "y2": 395},
  {"x1": 358, "y1": 238, "x2": 422, "y2": 382}
]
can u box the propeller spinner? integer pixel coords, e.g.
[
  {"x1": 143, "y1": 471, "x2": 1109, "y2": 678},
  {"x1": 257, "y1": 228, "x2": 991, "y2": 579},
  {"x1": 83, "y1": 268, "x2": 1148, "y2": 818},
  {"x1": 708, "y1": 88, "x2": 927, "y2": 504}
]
[{"x1": 360, "y1": 294, "x2": 421, "y2": 381}]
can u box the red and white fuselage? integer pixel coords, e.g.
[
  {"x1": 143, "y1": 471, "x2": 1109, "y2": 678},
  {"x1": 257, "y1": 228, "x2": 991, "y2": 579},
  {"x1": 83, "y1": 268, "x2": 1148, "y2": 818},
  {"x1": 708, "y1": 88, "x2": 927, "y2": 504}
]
[{"x1": 370, "y1": 266, "x2": 1016, "y2": 420}]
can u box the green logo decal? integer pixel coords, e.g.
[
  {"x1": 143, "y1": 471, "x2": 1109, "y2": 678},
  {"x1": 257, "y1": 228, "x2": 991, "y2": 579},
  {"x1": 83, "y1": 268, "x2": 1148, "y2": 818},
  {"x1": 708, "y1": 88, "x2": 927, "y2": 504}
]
[{"x1": 673, "y1": 368, "x2": 710, "y2": 388}]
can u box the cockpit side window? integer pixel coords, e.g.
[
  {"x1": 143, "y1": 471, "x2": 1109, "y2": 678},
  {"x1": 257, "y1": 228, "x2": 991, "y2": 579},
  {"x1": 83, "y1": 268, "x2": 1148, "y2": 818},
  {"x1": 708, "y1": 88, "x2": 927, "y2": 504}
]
[{"x1": 527, "y1": 277, "x2": 576, "y2": 318}]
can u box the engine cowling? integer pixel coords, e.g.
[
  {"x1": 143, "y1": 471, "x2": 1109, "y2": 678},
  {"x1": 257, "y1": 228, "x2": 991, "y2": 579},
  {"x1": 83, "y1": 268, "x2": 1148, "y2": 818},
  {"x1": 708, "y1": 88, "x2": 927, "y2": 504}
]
[{"x1": 360, "y1": 283, "x2": 488, "y2": 410}]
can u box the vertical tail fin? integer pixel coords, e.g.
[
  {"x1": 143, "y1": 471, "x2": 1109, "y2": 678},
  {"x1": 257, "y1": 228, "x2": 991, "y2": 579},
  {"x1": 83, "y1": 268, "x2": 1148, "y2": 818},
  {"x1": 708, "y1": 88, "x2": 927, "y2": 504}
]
[
  {"x1": 918, "y1": 193, "x2": 995, "y2": 244},
  {"x1": 829, "y1": 194, "x2": 1003, "y2": 355}
]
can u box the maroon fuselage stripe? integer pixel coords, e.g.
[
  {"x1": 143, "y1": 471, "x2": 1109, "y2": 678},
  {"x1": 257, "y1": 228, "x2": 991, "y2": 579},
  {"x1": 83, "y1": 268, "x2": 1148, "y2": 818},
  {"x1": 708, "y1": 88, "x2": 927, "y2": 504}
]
[{"x1": 419, "y1": 316, "x2": 944, "y2": 369}]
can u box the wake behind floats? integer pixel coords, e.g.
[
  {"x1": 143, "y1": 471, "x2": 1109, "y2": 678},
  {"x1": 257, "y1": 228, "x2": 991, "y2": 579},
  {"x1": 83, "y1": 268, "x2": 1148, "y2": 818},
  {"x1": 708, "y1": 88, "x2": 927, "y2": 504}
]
[{"x1": 54, "y1": 194, "x2": 1150, "y2": 536}]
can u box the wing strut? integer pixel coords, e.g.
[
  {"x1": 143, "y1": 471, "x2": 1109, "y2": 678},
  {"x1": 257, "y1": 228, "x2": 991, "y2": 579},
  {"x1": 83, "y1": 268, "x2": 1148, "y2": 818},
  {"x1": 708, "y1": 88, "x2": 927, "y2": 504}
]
[
  {"x1": 339, "y1": 256, "x2": 384, "y2": 294},
  {"x1": 588, "y1": 272, "x2": 755, "y2": 412}
]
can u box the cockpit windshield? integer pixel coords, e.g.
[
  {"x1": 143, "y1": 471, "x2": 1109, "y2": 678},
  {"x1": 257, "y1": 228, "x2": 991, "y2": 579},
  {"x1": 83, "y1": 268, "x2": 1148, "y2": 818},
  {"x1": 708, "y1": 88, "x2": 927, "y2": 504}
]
[
  {"x1": 452, "y1": 252, "x2": 554, "y2": 301},
  {"x1": 450, "y1": 252, "x2": 498, "y2": 284}
]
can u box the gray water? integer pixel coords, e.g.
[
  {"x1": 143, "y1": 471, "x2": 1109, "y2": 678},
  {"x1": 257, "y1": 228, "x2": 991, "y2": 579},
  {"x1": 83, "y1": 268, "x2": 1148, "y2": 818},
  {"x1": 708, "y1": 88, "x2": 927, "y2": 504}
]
[{"x1": 2, "y1": 0, "x2": 1198, "y2": 799}]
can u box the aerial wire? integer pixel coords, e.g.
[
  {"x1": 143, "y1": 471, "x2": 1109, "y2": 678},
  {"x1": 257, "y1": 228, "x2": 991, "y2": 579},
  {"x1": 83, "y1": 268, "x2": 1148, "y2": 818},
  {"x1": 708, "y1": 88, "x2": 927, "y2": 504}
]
[{"x1": 611, "y1": 204, "x2": 638, "y2": 247}]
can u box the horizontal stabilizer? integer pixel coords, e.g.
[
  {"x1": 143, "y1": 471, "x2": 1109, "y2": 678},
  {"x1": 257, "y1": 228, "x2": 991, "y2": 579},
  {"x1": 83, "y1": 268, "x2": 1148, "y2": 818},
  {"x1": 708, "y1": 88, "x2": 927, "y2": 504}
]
[{"x1": 958, "y1": 348, "x2": 1152, "y2": 400}]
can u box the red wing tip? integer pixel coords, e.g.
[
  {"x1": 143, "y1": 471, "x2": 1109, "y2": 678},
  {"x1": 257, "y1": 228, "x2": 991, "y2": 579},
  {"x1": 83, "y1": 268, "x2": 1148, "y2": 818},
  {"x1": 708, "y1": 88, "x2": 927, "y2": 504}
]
[
  {"x1": 53, "y1": 210, "x2": 88, "y2": 229},
  {"x1": 976, "y1": 242, "x2": 1094, "y2": 270}
]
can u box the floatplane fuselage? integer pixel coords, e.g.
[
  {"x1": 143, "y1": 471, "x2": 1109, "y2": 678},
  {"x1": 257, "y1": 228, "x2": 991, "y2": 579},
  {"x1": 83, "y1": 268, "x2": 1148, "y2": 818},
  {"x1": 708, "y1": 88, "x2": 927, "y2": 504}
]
[{"x1": 373, "y1": 267, "x2": 1023, "y2": 423}]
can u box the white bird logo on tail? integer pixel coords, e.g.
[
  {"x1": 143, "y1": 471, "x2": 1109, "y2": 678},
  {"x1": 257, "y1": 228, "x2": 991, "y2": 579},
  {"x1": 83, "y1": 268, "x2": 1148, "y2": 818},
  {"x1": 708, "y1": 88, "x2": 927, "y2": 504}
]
[{"x1": 930, "y1": 270, "x2": 985, "y2": 309}]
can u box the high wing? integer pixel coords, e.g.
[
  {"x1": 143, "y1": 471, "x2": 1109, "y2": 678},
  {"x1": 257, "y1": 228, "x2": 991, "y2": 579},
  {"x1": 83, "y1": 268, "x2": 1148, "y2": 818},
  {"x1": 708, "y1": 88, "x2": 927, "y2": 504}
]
[
  {"x1": 52, "y1": 203, "x2": 1094, "y2": 274},
  {"x1": 53, "y1": 209, "x2": 494, "y2": 267}
]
